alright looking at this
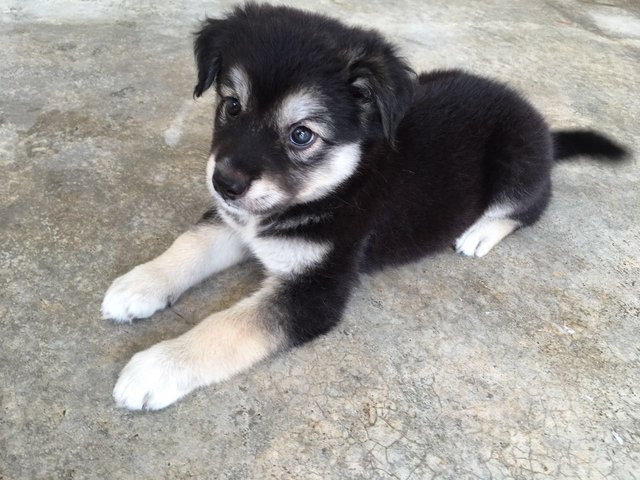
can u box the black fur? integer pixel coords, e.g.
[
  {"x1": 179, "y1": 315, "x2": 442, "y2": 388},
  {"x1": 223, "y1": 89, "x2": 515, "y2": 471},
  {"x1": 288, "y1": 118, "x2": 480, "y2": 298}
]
[{"x1": 195, "y1": 4, "x2": 627, "y2": 347}]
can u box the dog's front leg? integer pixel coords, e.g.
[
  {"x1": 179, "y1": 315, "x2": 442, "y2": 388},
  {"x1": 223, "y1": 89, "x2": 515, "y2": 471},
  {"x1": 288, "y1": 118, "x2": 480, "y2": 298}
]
[
  {"x1": 102, "y1": 214, "x2": 248, "y2": 322},
  {"x1": 113, "y1": 270, "x2": 353, "y2": 410}
]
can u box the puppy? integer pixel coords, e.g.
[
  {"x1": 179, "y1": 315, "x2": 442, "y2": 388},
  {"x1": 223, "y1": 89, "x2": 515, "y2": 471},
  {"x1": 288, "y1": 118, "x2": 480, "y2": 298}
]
[{"x1": 102, "y1": 3, "x2": 626, "y2": 410}]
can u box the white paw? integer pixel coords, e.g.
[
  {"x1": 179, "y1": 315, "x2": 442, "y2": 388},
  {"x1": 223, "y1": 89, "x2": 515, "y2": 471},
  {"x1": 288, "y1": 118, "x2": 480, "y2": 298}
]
[
  {"x1": 101, "y1": 264, "x2": 175, "y2": 322},
  {"x1": 113, "y1": 341, "x2": 199, "y2": 410},
  {"x1": 455, "y1": 218, "x2": 519, "y2": 258}
]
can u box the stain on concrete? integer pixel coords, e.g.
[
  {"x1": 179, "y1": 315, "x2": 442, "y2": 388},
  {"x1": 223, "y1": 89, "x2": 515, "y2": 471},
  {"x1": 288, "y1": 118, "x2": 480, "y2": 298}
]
[
  {"x1": 589, "y1": 7, "x2": 640, "y2": 38},
  {"x1": 21, "y1": 110, "x2": 114, "y2": 157}
]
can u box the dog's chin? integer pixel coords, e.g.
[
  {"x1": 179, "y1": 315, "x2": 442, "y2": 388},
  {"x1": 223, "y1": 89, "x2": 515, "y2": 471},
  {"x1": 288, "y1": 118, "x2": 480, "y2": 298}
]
[
  {"x1": 212, "y1": 192, "x2": 289, "y2": 217},
  {"x1": 240, "y1": 203, "x2": 287, "y2": 216}
]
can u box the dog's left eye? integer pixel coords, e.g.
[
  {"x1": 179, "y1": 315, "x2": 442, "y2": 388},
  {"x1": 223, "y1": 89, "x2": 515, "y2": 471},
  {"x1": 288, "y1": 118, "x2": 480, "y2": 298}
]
[
  {"x1": 224, "y1": 97, "x2": 241, "y2": 117},
  {"x1": 290, "y1": 126, "x2": 315, "y2": 147}
]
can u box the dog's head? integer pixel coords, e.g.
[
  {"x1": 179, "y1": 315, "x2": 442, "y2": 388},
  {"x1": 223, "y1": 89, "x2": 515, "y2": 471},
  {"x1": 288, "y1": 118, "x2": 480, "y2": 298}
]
[{"x1": 194, "y1": 4, "x2": 414, "y2": 215}]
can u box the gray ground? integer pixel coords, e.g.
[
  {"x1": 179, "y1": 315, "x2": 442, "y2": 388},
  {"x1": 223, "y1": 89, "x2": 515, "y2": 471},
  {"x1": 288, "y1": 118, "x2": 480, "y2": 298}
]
[{"x1": 1, "y1": 0, "x2": 639, "y2": 478}]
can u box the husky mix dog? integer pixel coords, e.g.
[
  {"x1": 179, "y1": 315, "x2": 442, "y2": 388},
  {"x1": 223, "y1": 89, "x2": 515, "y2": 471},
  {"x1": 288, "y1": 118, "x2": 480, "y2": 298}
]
[{"x1": 102, "y1": 4, "x2": 626, "y2": 410}]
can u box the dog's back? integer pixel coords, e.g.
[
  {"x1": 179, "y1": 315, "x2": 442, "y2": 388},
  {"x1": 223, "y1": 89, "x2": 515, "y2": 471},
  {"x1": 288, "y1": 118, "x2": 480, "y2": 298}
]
[{"x1": 360, "y1": 70, "x2": 553, "y2": 268}]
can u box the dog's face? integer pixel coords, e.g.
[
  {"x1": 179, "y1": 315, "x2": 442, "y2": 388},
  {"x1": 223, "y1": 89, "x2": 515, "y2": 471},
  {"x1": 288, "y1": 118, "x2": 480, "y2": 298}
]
[
  {"x1": 203, "y1": 65, "x2": 365, "y2": 216},
  {"x1": 194, "y1": 4, "x2": 414, "y2": 216}
]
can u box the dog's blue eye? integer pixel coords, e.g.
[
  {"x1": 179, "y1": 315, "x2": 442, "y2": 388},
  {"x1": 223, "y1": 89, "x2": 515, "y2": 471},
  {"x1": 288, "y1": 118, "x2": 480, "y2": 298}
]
[
  {"x1": 225, "y1": 97, "x2": 241, "y2": 116},
  {"x1": 290, "y1": 126, "x2": 315, "y2": 147}
]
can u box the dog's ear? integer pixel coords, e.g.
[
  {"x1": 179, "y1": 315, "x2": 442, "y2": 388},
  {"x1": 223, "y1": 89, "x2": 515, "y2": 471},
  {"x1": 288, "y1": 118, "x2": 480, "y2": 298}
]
[
  {"x1": 193, "y1": 19, "x2": 226, "y2": 98},
  {"x1": 348, "y1": 46, "x2": 415, "y2": 144}
]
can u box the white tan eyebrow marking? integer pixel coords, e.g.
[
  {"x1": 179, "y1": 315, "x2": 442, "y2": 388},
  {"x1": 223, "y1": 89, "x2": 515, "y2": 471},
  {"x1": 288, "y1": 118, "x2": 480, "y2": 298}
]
[
  {"x1": 276, "y1": 89, "x2": 328, "y2": 129},
  {"x1": 220, "y1": 65, "x2": 251, "y2": 106}
]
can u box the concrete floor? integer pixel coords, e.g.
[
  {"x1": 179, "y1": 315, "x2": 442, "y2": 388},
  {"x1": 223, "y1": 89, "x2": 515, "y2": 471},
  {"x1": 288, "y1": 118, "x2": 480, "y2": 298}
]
[{"x1": 1, "y1": 0, "x2": 639, "y2": 478}]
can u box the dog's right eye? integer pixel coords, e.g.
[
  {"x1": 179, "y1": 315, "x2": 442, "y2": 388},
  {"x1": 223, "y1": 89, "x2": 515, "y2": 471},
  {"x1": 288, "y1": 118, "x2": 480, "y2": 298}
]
[{"x1": 224, "y1": 97, "x2": 241, "y2": 117}]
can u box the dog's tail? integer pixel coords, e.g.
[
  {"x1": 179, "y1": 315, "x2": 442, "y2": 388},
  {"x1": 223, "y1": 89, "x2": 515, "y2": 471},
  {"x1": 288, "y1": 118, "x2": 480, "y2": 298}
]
[{"x1": 552, "y1": 129, "x2": 628, "y2": 163}]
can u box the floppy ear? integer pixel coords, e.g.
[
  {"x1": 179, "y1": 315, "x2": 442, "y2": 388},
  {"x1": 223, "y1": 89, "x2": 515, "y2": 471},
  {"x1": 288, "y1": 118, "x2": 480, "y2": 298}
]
[
  {"x1": 348, "y1": 46, "x2": 415, "y2": 143},
  {"x1": 193, "y1": 19, "x2": 225, "y2": 98}
]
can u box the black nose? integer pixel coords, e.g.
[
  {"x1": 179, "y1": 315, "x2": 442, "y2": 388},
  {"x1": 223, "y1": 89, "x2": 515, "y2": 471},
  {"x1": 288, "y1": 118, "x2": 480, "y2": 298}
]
[{"x1": 212, "y1": 169, "x2": 251, "y2": 200}]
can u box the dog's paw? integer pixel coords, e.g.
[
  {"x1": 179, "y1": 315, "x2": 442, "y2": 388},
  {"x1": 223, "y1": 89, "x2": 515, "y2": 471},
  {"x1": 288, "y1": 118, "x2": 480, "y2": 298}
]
[
  {"x1": 101, "y1": 264, "x2": 175, "y2": 322},
  {"x1": 455, "y1": 218, "x2": 519, "y2": 258},
  {"x1": 113, "y1": 341, "x2": 198, "y2": 410}
]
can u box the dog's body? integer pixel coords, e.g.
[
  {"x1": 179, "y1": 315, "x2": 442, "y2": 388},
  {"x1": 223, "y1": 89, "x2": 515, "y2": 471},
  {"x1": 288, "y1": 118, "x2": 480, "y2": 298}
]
[{"x1": 102, "y1": 4, "x2": 625, "y2": 410}]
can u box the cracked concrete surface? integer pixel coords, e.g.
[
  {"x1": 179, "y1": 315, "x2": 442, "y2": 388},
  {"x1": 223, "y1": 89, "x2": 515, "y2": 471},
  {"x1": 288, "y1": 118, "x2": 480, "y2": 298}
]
[{"x1": 1, "y1": 0, "x2": 639, "y2": 478}]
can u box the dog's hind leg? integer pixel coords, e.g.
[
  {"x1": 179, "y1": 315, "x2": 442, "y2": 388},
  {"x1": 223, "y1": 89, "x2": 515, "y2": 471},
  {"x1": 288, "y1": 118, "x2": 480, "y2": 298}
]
[
  {"x1": 101, "y1": 210, "x2": 249, "y2": 322},
  {"x1": 456, "y1": 107, "x2": 554, "y2": 258},
  {"x1": 455, "y1": 204, "x2": 520, "y2": 258},
  {"x1": 455, "y1": 175, "x2": 552, "y2": 258}
]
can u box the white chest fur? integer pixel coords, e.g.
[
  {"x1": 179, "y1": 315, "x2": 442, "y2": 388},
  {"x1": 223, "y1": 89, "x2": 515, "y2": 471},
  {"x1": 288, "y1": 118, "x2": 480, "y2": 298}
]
[
  {"x1": 250, "y1": 235, "x2": 331, "y2": 276},
  {"x1": 219, "y1": 209, "x2": 331, "y2": 276}
]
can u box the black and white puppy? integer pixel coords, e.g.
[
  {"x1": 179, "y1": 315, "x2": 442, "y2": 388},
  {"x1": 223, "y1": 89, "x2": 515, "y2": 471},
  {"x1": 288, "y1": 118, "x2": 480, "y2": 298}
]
[{"x1": 102, "y1": 3, "x2": 626, "y2": 410}]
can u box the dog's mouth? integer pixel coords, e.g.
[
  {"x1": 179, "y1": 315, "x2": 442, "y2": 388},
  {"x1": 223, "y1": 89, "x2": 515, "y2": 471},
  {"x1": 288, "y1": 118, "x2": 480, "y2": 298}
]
[{"x1": 211, "y1": 189, "x2": 289, "y2": 217}]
